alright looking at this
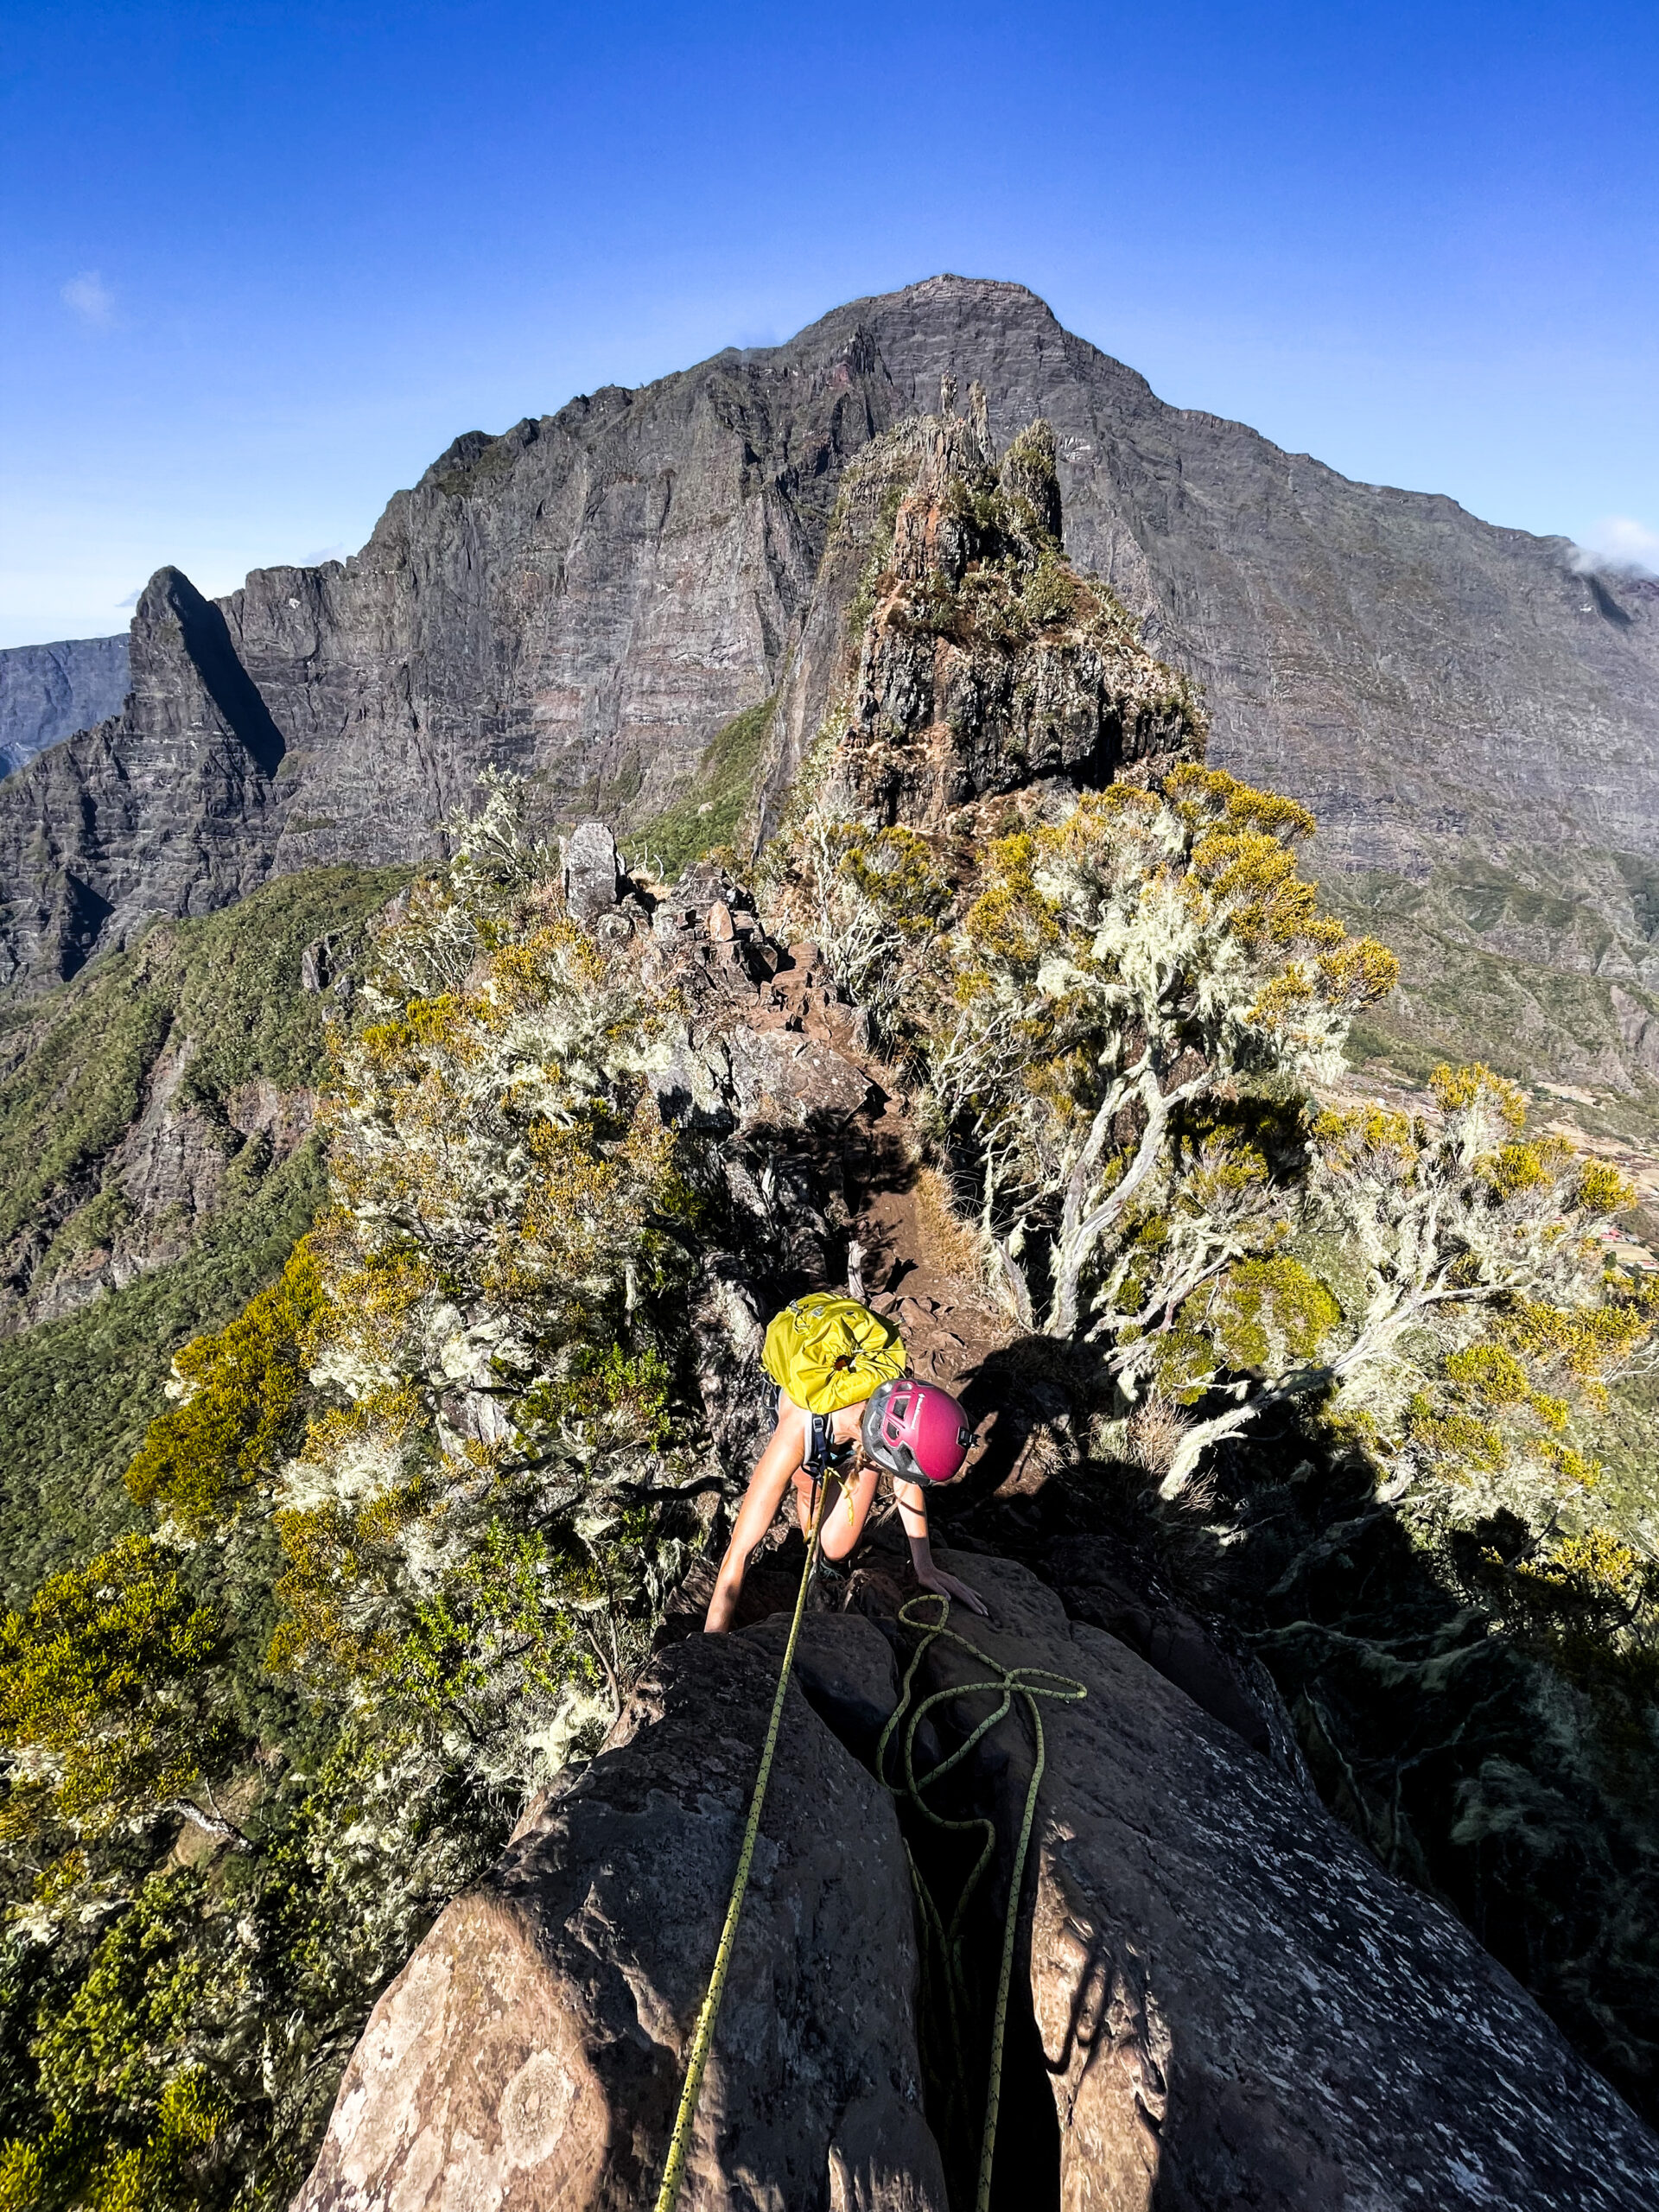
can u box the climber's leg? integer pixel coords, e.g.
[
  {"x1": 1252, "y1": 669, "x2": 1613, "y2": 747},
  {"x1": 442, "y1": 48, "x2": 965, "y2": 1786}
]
[{"x1": 704, "y1": 1400, "x2": 810, "y2": 1633}]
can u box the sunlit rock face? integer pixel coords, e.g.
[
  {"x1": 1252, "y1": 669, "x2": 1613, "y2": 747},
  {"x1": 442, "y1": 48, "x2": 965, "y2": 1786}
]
[{"x1": 3, "y1": 275, "x2": 1655, "y2": 1077}]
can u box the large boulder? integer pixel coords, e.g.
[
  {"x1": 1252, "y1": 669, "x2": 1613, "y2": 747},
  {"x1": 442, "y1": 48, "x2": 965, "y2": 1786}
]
[
  {"x1": 917, "y1": 1553, "x2": 1659, "y2": 2211},
  {"x1": 296, "y1": 1548, "x2": 1659, "y2": 2210},
  {"x1": 294, "y1": 1623, "x2": 947, "y2": 2212},
  {"x1": 562, "y1": 819, "x2": 623, "y2": 923}
]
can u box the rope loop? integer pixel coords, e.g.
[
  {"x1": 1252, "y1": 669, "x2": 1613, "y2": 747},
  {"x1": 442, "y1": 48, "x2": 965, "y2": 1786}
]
[
  {"x1": 653, "y1": 1574, "x2": 1086, "y2": 2212},
  {"x1": 875, "y1": 1592, "x2": 1088, "y2": 2212}
]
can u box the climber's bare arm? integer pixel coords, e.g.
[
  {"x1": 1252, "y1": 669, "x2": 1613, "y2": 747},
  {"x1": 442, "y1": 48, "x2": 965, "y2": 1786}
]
[
  {"x1": 703, "y1": 1411, "x2": 805, "y2": 1634},
  {"x1": 817, "y1": 1459, "x2": 882, "y2": 1562},
  {"x1": 892, "y1": 1478, "x2": 990, "y2": 1617}
]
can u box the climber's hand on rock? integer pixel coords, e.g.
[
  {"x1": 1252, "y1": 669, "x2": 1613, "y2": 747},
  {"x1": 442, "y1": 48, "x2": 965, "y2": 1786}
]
[{"x1": 917, "y1": 1566, "x2": 990, "y2": 1618}]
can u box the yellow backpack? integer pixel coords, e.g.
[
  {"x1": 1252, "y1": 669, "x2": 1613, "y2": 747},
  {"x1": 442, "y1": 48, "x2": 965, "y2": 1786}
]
[{"x1": 760, "y1": 1293, "x2": 906, "y2": 1415}]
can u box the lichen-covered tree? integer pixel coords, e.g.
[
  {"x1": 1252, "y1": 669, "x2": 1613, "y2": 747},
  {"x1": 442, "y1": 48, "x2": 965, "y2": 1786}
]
[
  {"x1": 811, "y1": 768, "x2": 1654, "y2": 1594},
  {"x1": 878, "y1": 767, "x2": 1395, "y2": 1328},
  {"x1": 0, "y1": 780, "x2": 719, "y2": 2211}
]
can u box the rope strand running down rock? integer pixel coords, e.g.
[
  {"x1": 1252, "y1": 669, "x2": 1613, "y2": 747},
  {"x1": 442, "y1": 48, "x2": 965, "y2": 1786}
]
[
  {"x1": 652, "y1": 1486, "x2": 828, "y2": 2212},
  {"x1": 876, "y1": 1594, "x2": 1087, "y2": 2212}
]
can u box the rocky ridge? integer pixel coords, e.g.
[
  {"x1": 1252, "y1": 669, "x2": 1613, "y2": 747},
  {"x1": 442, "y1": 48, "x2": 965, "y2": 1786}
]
[
  {"x1": 272, "y1": 826, "x2": 1659, "y2": 2208},
  {"x1": 2, "y1": 277, "x2": 1656, "y2": 1114},
  {"x1": 296, "y1": 1544, "x2": 1659, "y2": 2209}
]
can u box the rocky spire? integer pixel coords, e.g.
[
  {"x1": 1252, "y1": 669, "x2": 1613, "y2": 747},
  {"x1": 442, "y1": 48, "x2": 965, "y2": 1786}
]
[{"x1": 799, "y1": 405, "x2": 1205, "y2": 829}]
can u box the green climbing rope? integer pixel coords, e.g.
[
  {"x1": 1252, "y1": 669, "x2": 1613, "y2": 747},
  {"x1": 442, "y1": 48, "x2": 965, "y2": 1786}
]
[
  {"x1": 652, "y1": 1556, "x2": 1084, "y2": 2212},
  {"x1": 875, "y1": 1594, "x2": 1088, "y2": 2212},
  {"x1": 652, "y1": 1485, "x2": 827, "y2": 2212}
]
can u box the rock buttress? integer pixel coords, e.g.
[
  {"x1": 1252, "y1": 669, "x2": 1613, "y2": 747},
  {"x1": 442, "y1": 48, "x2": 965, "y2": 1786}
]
[
  {"x1": 293, "y1": 1623, "x2": 947, "y2": 2212},
  {"x1": 920, "y1": 1554, "x2": 1659, "y2": 2212}
]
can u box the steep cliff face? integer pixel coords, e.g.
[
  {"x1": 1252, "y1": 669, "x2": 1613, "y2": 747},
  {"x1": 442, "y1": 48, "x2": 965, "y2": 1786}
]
[
  {"x1": 0, "y1": 346, "x2": 896, "y2": 986},
  {"x1": 0, "y1": 632, "x2": 129, "y2": 777},
  {"x1": 3, "y1": 277, "x2": 1656, "y2": 1089}
]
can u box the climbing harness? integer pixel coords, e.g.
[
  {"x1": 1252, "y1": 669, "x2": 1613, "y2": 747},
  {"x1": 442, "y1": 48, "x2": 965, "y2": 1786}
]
[
  {"x1": 805, "y1": 1408, "x2": 860, "y2": 1528},
  {"x1": 652, "y1": 1480, "x2": 829, "y2": 2212},
  {"x1": 875, "y1": 1597, "x2": 1088, "y2": 2212},
  {"x1": 653, "y1": 1549, "x2": 1086, "y2": 2212}
]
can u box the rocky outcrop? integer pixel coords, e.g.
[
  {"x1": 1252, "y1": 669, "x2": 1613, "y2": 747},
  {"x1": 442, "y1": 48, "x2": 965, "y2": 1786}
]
[
  {"x1": 0, "y1": 632, "x2": 128, "y2": 778},
  {"x1": 4, "y1": 276, "x2": 1656, "y2": 1046},
  {"x1": 298, "y1": 1551, "x2": 1659, "y2": 2209},
  {"x1": 295, "y1": 1624, "x2": 947, "y2": 2212},
  {"x1": 0, "y1": 569, "x2": 289, "y2": 985},
  {"x1": 783, "y1": 402, "x2": 1201, "y2": 830},
  {"x1": 945, "y1": 1556, "x2": 1658, "y2": 2210}
]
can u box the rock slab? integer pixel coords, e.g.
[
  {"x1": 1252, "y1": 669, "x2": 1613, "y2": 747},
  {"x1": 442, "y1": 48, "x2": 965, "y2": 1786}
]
[
  {"x1": 296, "y1": 1544, "x2": 1659, "y2": 2209},
  {"x1": 294, "y1": 1624, "x2": 946, "y2": 2212},
  {"x1": 923, "y1": 1553, "x2": 1659, "y2": 2211}
]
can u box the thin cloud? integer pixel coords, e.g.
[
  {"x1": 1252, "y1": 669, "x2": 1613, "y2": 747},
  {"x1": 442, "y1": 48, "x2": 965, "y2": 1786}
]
[
  {"x1": 61, "y1": 271, "x2": 116, "y2": 327},
  {"x1": 1572, "y1": 516, "x2": 1659, "y2": 577},
  {"x1": 116, "y1": 589, "x2": 142, "y2": 608}
]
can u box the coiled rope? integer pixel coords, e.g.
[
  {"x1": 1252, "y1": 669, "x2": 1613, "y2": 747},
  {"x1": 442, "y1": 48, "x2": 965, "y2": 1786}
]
[
  {"x1": 652, "y1": 1544, "x2": 1085, "y2": 2212},
  {"x1": 652, "y1": 1484, "x2": 826, "y2": 2212},
  {"x1": 875, "y1": 1595, "x2": 1088, "y2": 2212}
]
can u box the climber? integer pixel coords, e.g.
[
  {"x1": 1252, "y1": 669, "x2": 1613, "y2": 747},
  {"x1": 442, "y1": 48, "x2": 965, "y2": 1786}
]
[{"x1": 703, "y1": 1292, "x2": 989, "y2": 1633}]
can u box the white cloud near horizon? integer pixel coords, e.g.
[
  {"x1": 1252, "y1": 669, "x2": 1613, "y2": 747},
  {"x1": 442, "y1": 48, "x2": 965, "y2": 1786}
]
[
  {"x1": 60, "y1": 270, "x2": 115, "y2": 327},
  {"x1": 1573, "y1": 515, "x2": 1659, "y2": 575}
]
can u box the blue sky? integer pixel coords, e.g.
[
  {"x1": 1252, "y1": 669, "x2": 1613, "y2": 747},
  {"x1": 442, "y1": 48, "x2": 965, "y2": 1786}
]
[{"x1": 2, "y1": 0, "x2": 1654, "y2": 646}]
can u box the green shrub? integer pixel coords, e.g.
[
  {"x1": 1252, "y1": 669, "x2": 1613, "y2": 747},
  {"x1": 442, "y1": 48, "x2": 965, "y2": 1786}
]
[{"x1": 633, "y1": 695, "x2": 776, "y2": 879}]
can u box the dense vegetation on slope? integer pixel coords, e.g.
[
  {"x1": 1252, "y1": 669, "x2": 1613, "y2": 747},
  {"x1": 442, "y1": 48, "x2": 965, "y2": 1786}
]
[
  {"x1": 0, "y1": 1143, "x2": 325, "y2": 1605},
  {"x1": 0, "y1": 795, "x2": 736, "y2": 2211},
  {"x1": 0, "y1": 868, "x2": 405, "y2": 1599},
  {"x1": 6, "y1": 751, "x2": 1652, "y2": 2209},
  {"x1": 633, "y1": 694, "x2": 777, "y2": 880}
]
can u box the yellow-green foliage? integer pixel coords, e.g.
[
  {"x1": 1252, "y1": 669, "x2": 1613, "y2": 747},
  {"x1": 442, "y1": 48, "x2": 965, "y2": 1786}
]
[
  {"x1": 152, "y1": 799, "x2": 701, "y2": 1765},
  {"x1": 837, "y1": 824, "x2": 953, "y2": 936},
  {"x1": 1308, "y1": 1063, "x2": 1656, "y2": 1530},
  {"x1": 902, "y1": 771, "x2": 1395, "y2": 1341},
  {"x1": 634, "y1": 695, "x2": 778, "y2": 881},
  {"x1": 0, "y1": 1535, "x2": 222, "y2": 1840},
  {"x1": 124, "y1": 1243, "x2": 327, "y2": 1535},
  {"x1": 830, "y1": 773, "x2": 1645, "y2": 1526},
  {"x1": 1158, "y1": 1257, "x2": 1343, "y2": 1404},
  {"x1": 6, "y1": 1874, "x2": 244, "y2": 2212},
  {"x1": 385, "y1": 1519, "x2": 599, "y2": 1726},
  {"x1": 957, "y1": 772, "x2": 1399, "y2": 1056},
  {"x1": 1514, "y1": 1526, "x2": 1654, "y2": 1614},
  {"x1": 0, "y1": 785, "x2": 722, "y2": 2212},
  {"x1": 794, "y1": 817, "x2": 956, "y2": 1038}
]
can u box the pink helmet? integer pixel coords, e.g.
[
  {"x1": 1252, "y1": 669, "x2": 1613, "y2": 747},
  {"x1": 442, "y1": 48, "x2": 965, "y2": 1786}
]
[{"x1": 861, "y1": 1377, "x2": 975, "y2": 1484}]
